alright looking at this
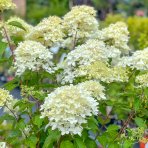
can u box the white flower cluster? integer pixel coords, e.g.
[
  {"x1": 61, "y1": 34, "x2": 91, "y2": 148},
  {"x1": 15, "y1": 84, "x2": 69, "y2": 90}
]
[
  {"x1": 5, "y1": 17, "x2": 33, "y2": 39},
  {"x1": 77, "y1": 80, "x2": 106, "y2": 100},
  {"x1": 120, "y1": 47, "x2": 148, "y2": 70},
  {"x1": 94, "y1": 22, "x2": 130, "y2": 53},
  {"x1": 0, "y1": 142, "x2": 7, "y2": 148},
  {"x1": 40, "y1": 85, "x2": 98, "y2": 135},
  {"x1": 0, "y1": 88, "x2": 13, "y2": 107},
  {"x1": 135, "y1": 73, "x2": 148, "y2": 88},
  {"x1": 116, "y1": 47, "x2": 148, "y2": 88},
  {"x1": 14, "y1": 41, "x2": 53, "y2": 76},
  {"x1": 63, "y1": 6, "x2": 99, "y2": 39},
  {"x1": 77, "y1": 61, "x2": 128, "y2": 83},
  {"x1": 26, "y1": 16, "x2": 64, "y2": 47},
  {"x1": 0, "y1": 88, "x2": 18, "y2": 115},
  {"x1": 58, "y1": 39, "x2": 128, "y2": 84},
  {"x1": 0, "y1": 0, "x2": 16, "y2": 12}
]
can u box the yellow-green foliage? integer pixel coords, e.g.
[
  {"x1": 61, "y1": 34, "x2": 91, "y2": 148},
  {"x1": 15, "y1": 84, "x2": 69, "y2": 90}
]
[
  {"x1": 128, "y1": 17, "x2": 148, "y2": 49},
  {"x1": 102, "y1": 14, "x2": 148, "y2": 50},
  {"x1": 100, "y1": 14, "x2": 126, "y2": 28}
]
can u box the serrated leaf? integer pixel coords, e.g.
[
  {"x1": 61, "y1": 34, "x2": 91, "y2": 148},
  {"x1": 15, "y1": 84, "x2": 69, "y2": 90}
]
[
  {"x1": 60, "y1": 140, "x2": 74, "y2": 148},
  {"x1": 123, "y1": 140, "x2": 133, "y2": 148},
  {"x1": 85, "y1": 138, "x2": 97, "y2": 148},
  {"x1": 25, "y1": 135, "x2": 38, "y2": 148},
  {"x1": 0, "y1": 42, "x2": 7, "y2": 57},
  {"x1": 87, "y1": 117, "x2": 98, "y2": 132},
  {"x1": 109, "y1": 143, "x2": 120, "y2": 148},
  {"x1": 134, "y1": 117, "x2": 147, "y2": 128},
  {"x1": 134, "y1": 98, "x2": 140, "y2": 111},
  {"x1": 98, "y1": 134, "x2": 108, "y2": 147},
  {"x1": 8, "y1": 21, "x2": 26, "y2": 31},
  {"x1": 43, "y1": 129, "x2": 61, "y2": 148},
  {"x1": 8, "y1": 130, "x2": 22, "y2": 138},
  {"x1": 17, "y1": 119, "x2": 26, "y2": 130},
  {"x1": 107, "y1": 125, "x2": 120, "y2": 132},
  {"x1": 33, "y1": 115, "x2": 43, "y2": 128},
  {"x1": 0, "y1": 58, "x2": 9, "y2": 64},
  {"x1": 3, "y1": 78, "x2": 19, "y2": 91},
  {"x1": 74, "y1": 138, "x2": 86, "y2": 148},
  {"x1": 0, "y1": 114, "x2": 15, "y2": 124}
]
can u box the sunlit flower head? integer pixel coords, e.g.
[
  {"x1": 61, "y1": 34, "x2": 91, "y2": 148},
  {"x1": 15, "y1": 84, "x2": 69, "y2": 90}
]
[
  {"x1": 14, "y1": 41, "x2": 53, "y2": 76},
  {"x1": 58, "y1": 39, "x2": 125, "y2": 84},
  {"x1": 26, "y1": 16, "x2": 64, "y2": 47},
  {"x1": 77, "y1": 61, "x2": 128, "y2": 83},
  {"x1": 0, "y1": 88, "x2": 13, "y2": 107},
  {"x1": 117, "y1": 47, "x2": 148, "y2": 70},
  {"x1": 63, "y1": 6, "x2": 99, "y2": 39},
  {"x1": 94, "y1": 22, "x2": 130, "y2": 53},
  {"x1": 40, "y1": 85, "x2": 98, "y2": 135},
  {"x1": 136, "y1": 73, "x2": 148, "y2": 88},
  {"x1": 77, "y1": 80, "x2": 106, "y2": 100},
  {"x1": 0, "y1": 0, "x2": 16, "y2": 12}
]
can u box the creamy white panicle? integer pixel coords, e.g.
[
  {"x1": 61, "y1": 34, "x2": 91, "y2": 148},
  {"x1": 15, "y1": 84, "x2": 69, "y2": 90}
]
[
  {"x1": 0, "y1": 88, "x2": 18, "y2": 115},
  {"x1": 26, "y1": 16, "x2": 64, "y2": 47},
  {"x1": 14, "y1": 41, "x2": 53, "y2": 76},
  {"x1": 76, "y1": 61, "x2": 128, "y2": 83},
  {"x1": 136, "y1": 73, "x2": 148, "y2": 88},
  {"x1": 4, "y1": 17, "x2": 33, "y2": 39},
  {"x1": 77, "y1": 80, "x2": 106, "y2": 100},
  {"x1": 0, "y1": 88, "x2": 13, "y2": 107},
  {"x1": 63, "y1": 6, "x2": 99, "y2": 39},
  {"x1": 0, "y1": 142, "x2": 7, "y2": 148},
  {"x1": 58, "y1": 39, "x2": 128, "y2": 84},
  {"x1": 40, "y1": 85, "x2": 98, "y2": 135},
  {"x1": 118, "y1": 47, "x2": 148, "y2": 70},
  {"x1": 94, "y1": 22, "x2": 130, "y2": 53},
  {"x1": 0, "y1": 0, "x2": 16, "y2": 12}
]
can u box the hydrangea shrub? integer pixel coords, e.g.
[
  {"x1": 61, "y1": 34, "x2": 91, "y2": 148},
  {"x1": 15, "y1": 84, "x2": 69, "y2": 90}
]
[{"x1": 0, "y1": 1, "x2": 147, "y2": 147}]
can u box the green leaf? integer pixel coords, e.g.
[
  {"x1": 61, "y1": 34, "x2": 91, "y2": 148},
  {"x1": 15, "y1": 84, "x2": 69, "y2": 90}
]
[
  {"x1": 81, "y1": 130, "x2": 88, "y2": 141},
  {"x1": 123, "y1": 140, "x2": 133, "y2": 148},
  {"x1": 0, "y1": 58, "x2": 9, "y2": 64},
  {"x1": 25, "y1": 135, "x2": 38, "y2": 148},
  {"x1": 98, "y1": 134, "x2": 108, "y2": 147},
  {"x1": 3, "y1": 77, "x2": 19, "y2": 91},
  {"x1": 60, "y1": 140, "x2": 74, "y2": 148},
  {"x1": 107, "y1": 125, "x2": 120, "y2": 132},
  {"x1": 134, "y1": 98, "x2": 140, "y2": 111},
  {"x1": 87, "y1": 117, "x2": 98, "y2": 132},
  {"x1": 33, "y1": 115, "x2": 43, "y2": 128},
  {"x1": 0, "y1": 114, "x2": 15, "y2": 124},
  {"x1": 74, "y1": 137, "x2": 86, "y2": 148},
  {"x1": 0, "y1": 42, "x2": 7, "y2": 57},
  {"x1": 8, "y1": 21, "x2": 26, "y2": 31},
  {"x1": 8, "y1": 130, "x2": 22, "y2": 138},
  {"x1": 17, "y1": 119, "x2": 26, "y2": 130},
  {"x1": 85, "y1": 138, "x2": 97, "y2": 148},
  {"x1": 43, "y1": 129, "x2": 61, "y2": 148},
  {"x1": 134, "y1": 117, "x2": 147, "y2": 128},
  {"x1": 109, "y1": 143, "x2": 120, "y2": 148}
]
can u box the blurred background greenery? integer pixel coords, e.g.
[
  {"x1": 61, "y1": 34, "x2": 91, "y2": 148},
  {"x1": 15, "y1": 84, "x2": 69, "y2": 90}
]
[
  {"x1": 3, "y1": 0, "x2": 148, "y2": 50},
  {"x1": 11, "y1": 0, "x2": 147, "y2": 23}
]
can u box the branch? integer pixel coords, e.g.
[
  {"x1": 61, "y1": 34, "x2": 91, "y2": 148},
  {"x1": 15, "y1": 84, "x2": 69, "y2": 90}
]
[
  {"x1": 4, "y1": 104, "x2": 28, "y2": 138},
  {"x1": 2, "y1": 26, "x2": 15, "y2": 62},
  {"x1": 0, "y1": 14, "x2": 15, "y2": 62},
  {"x1": 114, "y1": 111, "x2": 135, "y2": 141},
  {"x1": 5, "y1": 104, "x2": 18, "y2": 120}
]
